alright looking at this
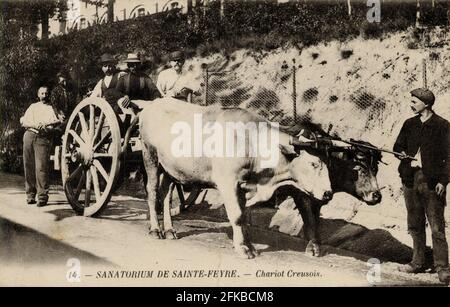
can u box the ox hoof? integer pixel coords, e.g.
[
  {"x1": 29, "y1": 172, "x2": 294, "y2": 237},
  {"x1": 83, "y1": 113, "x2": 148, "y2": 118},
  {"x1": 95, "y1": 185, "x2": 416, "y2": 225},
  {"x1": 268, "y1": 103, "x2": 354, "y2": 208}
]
[
  {"x1": 164, "y1": 229, "x2": 178, "y2": 240},
  {"x1": 305, "y1": 241, "x2": 321, "y2": 257},
  {"x1": 235, "y1": 245, "x2": 256, "y2": 259},
  {"x1": 149, "y1": 229, "x2": 163, "y2": 239},
  {"x1": 247, "y1": 243, "x2": 260, "y2": 256}
]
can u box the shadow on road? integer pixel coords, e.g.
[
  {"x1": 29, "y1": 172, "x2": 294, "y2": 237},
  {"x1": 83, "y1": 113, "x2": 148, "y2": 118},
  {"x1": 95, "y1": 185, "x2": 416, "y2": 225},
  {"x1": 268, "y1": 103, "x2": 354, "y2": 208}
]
[
  {"x1": 171, "y1": 202, "x2": 433, "y2": 266},
  {"x1": 175, "y1": 225, "x2": 232, "y2": 240},
  {"x1": 0, "y1": 217, "x2": 113, "y2": 266},
  {"x1": 46, "y1": 208, "x2": 78, "y2": 221},
  {"x1": 100, "y1": 202, "x2": 148, "y2": 221}
]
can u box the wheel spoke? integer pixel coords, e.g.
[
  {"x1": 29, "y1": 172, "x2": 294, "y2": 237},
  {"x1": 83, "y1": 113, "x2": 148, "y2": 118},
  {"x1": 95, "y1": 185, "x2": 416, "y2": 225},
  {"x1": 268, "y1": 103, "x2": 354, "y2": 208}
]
[
  {"x1": 90, "y1": 165, "x2": 101, "y2": 200},
  {"x1": 93, "y1": 160, "x2": 110, "y2": 182},
  {"x1": 94, "y1": 130, "x2": 111, "y2": 151},
  {"x1": 69, "y1": 130, "x2": 86, "y2": 147},
  {"x1": 65, "y1": 164, "x2": 83, "y2": 184},
  {"x1": 73, "y1": 170, "x2": 86, "y2": 201},
  {"x1": 64, "y1": 164, "x2": 83, "y2": 205},
  {"x1": 93, "y1": 111, "x2": 105, "y2": 144},
  {"x1": 89, "y1": 104, "x2": 95, "y2": 140},
  {"x1": 93, "y1": 152, "x2": 113, "y2": 158},
  {"x1": 77, "y1": 112, "x2": 89, "y2": 141},
  {"x1": 63, "y1": 99, "x2": 122, "y2": 216},
  {"x1": 85, "y1": 169, "x2": 92, "y2": 207}
]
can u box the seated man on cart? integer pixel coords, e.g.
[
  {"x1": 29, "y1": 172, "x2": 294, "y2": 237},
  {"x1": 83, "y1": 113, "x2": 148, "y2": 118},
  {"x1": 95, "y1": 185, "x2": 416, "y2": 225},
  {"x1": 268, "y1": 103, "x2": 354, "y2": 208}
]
[
  {"x1": 156, "y1": 51, "x2": 203, "y2": 216},
  {"x1": 89, "y1": 53, "x2": 125, "y2": 114},
  {"x1": 156, "y1": 50, "x2": 200, "y2": 103},
  {"x1": 115, "y1": 53, "x2": 161, "y2": 116}
]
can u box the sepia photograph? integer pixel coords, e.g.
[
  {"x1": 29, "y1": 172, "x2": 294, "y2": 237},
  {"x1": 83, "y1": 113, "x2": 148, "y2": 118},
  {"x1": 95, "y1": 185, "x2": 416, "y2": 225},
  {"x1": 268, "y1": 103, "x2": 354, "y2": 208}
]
[{"x1": 0, "y1": 0, "x2": 449, "y2": 291}]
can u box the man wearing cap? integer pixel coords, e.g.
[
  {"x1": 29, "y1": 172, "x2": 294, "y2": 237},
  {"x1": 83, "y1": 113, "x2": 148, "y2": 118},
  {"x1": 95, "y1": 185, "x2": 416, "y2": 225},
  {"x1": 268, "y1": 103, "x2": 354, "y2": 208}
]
[
  {"x1": 115, "y1": 53, "x2": 161, "y2": 113},
  {"x1": 50, "y1": 71, "x2": 73, "y2": 121},
  {"x1": 156, "y1": 50, "x2": 200, "y2": 102},
  {"x1": 393, "y1": 87, "x2": 449, "y2": 284},
  {"x1": 90, "y1": 53, "x2": 124, "y2": 113},
  {"x1": 90, "y1": 53, "x2": 120, "y2": 98},
  {"x1": 156, "y1": 50, "x2": 202, "y2": 216}
]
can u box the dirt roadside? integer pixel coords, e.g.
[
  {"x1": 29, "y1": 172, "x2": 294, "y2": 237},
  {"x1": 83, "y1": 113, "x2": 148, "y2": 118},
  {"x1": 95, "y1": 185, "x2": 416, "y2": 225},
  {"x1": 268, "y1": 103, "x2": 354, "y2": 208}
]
[{"x1": 0, "y1": 172, "x2": 446, "y2": 286}]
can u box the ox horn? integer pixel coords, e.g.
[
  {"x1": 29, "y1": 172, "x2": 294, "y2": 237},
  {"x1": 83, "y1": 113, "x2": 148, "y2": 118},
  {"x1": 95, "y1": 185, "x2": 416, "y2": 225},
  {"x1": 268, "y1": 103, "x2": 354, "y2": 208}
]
[
  {"x1": 289, "y1": 135, "x2": 317, "y2": 148},
  {"x1": 329, "y1": 140, "x2": 352, "y2": 149}
]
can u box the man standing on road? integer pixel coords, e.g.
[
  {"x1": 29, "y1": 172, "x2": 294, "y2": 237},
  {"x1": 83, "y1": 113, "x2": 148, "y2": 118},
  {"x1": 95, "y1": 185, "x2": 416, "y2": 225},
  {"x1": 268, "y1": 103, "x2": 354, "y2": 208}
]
[
  {"x1": 393, "y1": 87, "x2": 449, "y2": 285},
  {"x1": 20, "y1": 86, "x2": 63, "y2": 207},
  {"x1": 156, "y1": 51, "x2": 200, "y2": 102}
]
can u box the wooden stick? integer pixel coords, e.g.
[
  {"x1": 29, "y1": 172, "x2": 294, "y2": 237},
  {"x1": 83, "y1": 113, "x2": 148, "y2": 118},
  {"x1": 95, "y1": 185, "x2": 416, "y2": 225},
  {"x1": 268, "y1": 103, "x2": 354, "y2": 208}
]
[{"x1": 339, "y1": 139, "x2": 417, "y2": 160}]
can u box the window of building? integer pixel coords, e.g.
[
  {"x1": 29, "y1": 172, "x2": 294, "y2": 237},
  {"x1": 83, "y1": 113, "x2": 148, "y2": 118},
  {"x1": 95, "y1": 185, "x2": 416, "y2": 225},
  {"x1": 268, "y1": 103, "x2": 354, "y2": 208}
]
[
  {"x1": 138, "y1": 8, "x2": 146, "y2": 17},
  {"x1": 80, "y1": 18, "x2": 86, "y2": 29}
]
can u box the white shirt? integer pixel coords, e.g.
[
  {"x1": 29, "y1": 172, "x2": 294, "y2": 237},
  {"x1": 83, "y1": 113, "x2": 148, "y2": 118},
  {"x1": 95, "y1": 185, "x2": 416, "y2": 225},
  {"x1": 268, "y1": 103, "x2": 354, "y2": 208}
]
[
  {"x1": 411, "y1": 149, "x2": 422, "y2": 168},
  {"x1": 91, "y1": 75, "x2": 114, "y2": 98},
  {"x1": 156, "y1": 68, "x2": 200, "y2": 98},
  {"x1": 21, "y1": 101, "x2": 60, "y2": 128},
  {"x1": 411, "y1": 114, "x2": 432, "y2": 168}
]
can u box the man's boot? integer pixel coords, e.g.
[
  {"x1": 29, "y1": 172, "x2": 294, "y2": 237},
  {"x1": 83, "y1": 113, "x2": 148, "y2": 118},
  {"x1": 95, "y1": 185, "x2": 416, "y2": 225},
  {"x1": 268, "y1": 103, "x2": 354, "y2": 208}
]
[
  {"x1": 399, "y1": 234, "x2": 426, "y2": 274},
  {"x1": 437, "y1": 267, "x2": 450, "y2": 285},
  {"x1": 398, "y1": 262, "x2": 426, "y2": 274}
]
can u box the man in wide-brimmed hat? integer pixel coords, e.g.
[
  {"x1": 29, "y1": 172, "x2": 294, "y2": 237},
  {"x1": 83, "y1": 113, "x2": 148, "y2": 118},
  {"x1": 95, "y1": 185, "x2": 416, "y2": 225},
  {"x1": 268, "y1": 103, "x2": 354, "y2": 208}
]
[
  {"x1": 156, "y1": 50, "x2": 200, "y2": 102},
  {"x1": 115, "y1": 53, "x2": 160, "y2": 112},
  {"x1": 394, "y1": 87, "x2": 449, "y2": 285}
]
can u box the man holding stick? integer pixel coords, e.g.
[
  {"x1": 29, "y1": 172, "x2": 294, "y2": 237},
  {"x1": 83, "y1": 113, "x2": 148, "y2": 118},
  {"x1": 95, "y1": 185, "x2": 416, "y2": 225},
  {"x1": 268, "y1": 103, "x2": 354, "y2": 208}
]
[{"x1": 393, "y1": 87, "x2": 449, "y2": 284}]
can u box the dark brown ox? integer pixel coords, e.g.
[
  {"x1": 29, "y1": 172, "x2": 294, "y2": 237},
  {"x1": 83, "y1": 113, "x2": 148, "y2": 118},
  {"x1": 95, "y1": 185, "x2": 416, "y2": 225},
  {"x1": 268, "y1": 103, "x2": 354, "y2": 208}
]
[
  {"x1": 283, "y1": 122, "x2": 383, "y2": 256},
  {"x1": 139, "y1": 98, "x2": 333, "y2": 258}
]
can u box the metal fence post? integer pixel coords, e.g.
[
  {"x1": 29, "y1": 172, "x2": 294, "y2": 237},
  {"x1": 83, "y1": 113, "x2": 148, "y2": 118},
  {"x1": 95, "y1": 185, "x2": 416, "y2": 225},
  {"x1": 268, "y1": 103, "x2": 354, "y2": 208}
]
[
  {"x1": 204, "y1": 66, "x2": 209, "y2": 106},
  {"x1": 422, "y1": 59, "x2": 427, "y2": 88},
  {"x1": 415, "y1": 0, "x2": 421, "y2": 28},
  {"x1": 292, "y1": 58, "x2": 297, "y2": 123}
]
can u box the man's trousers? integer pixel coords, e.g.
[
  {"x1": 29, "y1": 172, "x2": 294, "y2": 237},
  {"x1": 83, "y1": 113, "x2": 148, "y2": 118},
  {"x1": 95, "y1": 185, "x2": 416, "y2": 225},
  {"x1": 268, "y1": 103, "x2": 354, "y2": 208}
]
[
  {"x1": 23, "y1": 130, "x2": 52, "y2": 204},
  {"x1": 403, "y1": 169, "x2": 448, "y2": 269}
]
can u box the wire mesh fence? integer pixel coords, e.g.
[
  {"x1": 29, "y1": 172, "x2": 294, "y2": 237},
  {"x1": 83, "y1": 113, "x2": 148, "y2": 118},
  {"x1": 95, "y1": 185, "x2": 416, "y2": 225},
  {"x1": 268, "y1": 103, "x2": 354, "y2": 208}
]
[
  {"x1": 197, "y1": 56, "x2": 395, "y2": 126},
  {"x1": 195, "y1": 42, "x2": 444, "y2": 141},
  {"x1": 196, "y1": 60, "x2": 299, "y2": 125}
]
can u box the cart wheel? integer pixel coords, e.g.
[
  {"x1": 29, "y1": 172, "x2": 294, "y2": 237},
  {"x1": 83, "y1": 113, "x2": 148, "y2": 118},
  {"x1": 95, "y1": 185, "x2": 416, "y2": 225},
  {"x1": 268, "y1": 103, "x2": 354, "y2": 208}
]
[{"x1": 61, "y1": 97, "x2": 121, "y2": 216}]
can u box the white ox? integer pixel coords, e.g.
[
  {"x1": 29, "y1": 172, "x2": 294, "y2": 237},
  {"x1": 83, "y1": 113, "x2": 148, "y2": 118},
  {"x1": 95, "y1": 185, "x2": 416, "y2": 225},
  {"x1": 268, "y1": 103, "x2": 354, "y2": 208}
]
[{"x1": 138, "y1": 98, "x2": 333, "y2": 258}]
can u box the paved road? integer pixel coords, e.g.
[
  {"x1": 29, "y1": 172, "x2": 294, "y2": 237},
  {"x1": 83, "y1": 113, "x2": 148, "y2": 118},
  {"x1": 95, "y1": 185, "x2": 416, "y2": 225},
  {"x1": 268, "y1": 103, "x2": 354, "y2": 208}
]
[{"x1": 0, "y1": 172, "x2": 444, "y2": 286}]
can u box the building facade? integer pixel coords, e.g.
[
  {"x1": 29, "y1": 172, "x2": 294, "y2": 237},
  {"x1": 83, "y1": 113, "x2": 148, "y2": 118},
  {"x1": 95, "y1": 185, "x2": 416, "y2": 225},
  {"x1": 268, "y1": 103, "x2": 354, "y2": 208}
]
[{"x1": 41, "y1": 0, "x2": 193, "y2": 38}]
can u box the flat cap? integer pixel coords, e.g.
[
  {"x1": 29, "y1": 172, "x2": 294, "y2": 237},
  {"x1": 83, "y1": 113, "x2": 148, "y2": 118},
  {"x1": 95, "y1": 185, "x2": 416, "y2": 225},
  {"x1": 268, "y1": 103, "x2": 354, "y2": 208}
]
[
  {"x1": 410, "y1": 88, "x2": 435, "y2": 106},
  {"x1": 56, "y1": 71, "x2": 69, "y2": 79},
  {"x1": 98, "y1": 53, "x2": 117, "y2": 64},
  {"x1": 169, "y1": 51, "x2": 185, "y2": 61}
]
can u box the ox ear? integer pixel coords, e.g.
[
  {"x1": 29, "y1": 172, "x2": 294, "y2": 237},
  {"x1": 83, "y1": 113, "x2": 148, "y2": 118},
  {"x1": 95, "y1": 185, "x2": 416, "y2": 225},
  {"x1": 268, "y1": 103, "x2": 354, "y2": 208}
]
[
  {"x1": 330, "y1": 151, "x2": 345, "y2": 160},
  {"x1": 279, "y1": 144, "x2": 299, "y2": 160}
]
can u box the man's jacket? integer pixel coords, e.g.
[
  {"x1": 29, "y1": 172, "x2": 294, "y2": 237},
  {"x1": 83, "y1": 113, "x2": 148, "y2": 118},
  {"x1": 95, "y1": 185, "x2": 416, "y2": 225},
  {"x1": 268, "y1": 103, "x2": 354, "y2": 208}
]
[
  {"x1": 393, "y1": 113, "x2": 449, "y2": 188},
  {"x1": 50, "y1": 84, "x2": 72, "y2": 117},
  {"x1": 115, "y1": 72, "x2": 161, "y2": 101}
]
